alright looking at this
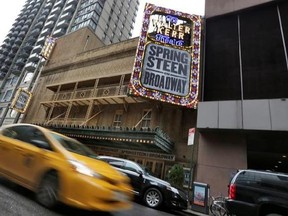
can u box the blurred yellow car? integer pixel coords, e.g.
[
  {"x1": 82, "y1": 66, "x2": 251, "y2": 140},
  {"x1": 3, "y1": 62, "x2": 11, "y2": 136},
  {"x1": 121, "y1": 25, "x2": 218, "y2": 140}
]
[{"x1": 0, "y1": 123, "x2": 133, "y2": 212}]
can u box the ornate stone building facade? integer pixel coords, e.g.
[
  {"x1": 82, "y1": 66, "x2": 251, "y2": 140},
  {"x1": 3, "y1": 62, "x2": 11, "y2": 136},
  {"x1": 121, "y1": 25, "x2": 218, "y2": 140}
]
[{"x1": 23, "y1": 27, "x2": 196, "y2": 184}]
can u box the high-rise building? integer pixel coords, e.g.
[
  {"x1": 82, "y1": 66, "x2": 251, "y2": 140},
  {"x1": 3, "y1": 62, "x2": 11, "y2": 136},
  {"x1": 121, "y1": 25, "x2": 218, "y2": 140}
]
[{"x1": 0, "y1": 0, "x2": 139, "y2": 125}]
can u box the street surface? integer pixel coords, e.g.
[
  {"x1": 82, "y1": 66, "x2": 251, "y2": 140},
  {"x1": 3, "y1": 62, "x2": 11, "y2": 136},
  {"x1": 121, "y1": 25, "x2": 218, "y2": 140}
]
[{"x1": 0, "y1": 177, "x2": 192, "y2": 216}]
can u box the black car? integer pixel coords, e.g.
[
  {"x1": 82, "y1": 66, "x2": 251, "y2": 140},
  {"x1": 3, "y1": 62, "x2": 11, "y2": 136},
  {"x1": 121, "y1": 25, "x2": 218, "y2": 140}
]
[
  {"x1": 226, "y1": 169, "x2": 288, "y2": 216},
  {"x1": 98, "y1": 156, "x2": 188, "y2": 210}
]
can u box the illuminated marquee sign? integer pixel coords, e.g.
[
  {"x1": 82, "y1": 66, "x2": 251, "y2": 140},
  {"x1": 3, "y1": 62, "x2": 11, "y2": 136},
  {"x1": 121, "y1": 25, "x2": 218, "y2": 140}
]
[
  {"x1": 10, "y1": 88, "x2": 32, "y2": 113},
  {"x1": 129, "y1": 3, "x2": 202, "y2": 108}
]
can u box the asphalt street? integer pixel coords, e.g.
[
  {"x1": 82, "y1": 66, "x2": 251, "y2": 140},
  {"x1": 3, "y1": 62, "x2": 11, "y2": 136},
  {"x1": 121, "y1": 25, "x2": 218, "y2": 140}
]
[{"x1": 0, "y1": 177, "x2": 194, "y2": 216}]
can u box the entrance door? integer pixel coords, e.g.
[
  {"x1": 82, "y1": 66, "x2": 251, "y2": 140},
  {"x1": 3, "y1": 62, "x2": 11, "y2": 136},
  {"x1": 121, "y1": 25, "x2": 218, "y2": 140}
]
[{"x1": 145, "y1": 160, "x2": 164, "y2": 178}]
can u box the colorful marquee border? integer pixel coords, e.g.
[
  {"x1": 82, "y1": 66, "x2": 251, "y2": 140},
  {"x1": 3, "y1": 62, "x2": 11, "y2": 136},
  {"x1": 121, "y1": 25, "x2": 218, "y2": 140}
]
[{"x1": 129, "y1": 3, "x2": 202, "y2": 108}]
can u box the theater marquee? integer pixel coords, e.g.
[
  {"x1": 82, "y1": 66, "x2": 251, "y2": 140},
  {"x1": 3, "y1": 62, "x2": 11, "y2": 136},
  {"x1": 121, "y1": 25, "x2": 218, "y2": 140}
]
[
  {"x1": 129, "y1": 3, "x2": 201, "y2": 107},
  {"x1": 129, "y1": 3, "x2": 202, "y2": 108}
]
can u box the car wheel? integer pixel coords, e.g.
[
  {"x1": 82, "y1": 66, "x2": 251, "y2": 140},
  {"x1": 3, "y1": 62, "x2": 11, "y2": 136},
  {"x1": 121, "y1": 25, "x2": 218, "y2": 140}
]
[
  {"x1": 36, "y1": 172, "x2": 59, "y2": 208},
  {"x1": 144, "y1": 188, "x2": 163, "y2": 208}
]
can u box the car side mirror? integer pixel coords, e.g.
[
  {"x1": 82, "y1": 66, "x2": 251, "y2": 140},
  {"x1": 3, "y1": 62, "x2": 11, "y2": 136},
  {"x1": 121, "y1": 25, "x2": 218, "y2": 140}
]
[{"x1": 137, "y1": 170, "x2": 144, "y2": 177}]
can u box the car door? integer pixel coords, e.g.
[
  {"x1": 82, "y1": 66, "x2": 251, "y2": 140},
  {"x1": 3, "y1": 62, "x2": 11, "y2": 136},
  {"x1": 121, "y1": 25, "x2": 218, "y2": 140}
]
[
  {"x1": 6, "y1": 125, "x2": 55, "y2": 188},
  {"x1": 122, "y1": 161, "x2": 144, "y2": 195},
  {"x1": 0, "y1": 127, "x2": 19, "y2": 177}
]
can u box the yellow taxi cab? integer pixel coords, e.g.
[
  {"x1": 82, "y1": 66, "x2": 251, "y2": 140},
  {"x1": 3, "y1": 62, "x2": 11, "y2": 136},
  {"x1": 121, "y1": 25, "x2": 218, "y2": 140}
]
[{"x1": 0, "y1": 123, "x2": 133, "y2": 212}]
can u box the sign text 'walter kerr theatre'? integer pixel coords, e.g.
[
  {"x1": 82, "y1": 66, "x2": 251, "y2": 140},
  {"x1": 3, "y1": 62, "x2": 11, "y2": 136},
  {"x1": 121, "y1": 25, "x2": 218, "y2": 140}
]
[{"x1": 129, "y1": 3, "x2": 202, "y2": 107}]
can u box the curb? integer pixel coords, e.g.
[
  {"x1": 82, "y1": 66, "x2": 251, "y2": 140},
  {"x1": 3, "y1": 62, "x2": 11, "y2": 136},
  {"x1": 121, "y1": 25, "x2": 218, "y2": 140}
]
[{"x1": 183, "y1": 209, "x2": 210, "y2": 216}]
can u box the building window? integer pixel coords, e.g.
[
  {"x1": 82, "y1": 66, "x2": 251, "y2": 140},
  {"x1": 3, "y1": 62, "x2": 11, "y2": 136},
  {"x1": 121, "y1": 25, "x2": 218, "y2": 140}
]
[
  {"x1": 113, "y1": 110, "x2": 123, "y2": 127},
  {"x1": 141, "y1": 109, "x2": 151, "y2": 128}
]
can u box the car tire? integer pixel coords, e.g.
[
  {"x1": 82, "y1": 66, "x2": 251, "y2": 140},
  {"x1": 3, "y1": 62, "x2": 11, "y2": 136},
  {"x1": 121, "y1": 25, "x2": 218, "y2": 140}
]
[
  {"x1": 143, "y1": 188, "x2": 163, "y2": 208},
  {"x1": 36, "y1": 172, "x2": 59, "y2": 208}
]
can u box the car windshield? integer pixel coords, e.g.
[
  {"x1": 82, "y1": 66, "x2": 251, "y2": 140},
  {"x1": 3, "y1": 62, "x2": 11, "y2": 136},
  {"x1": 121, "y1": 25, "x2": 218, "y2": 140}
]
[
  {"x1": 140, "y1": 164, "x2": 151, "y2": 175},
  {"x1": 50, "y1": 132, "x2": 98, "y2": 158}
]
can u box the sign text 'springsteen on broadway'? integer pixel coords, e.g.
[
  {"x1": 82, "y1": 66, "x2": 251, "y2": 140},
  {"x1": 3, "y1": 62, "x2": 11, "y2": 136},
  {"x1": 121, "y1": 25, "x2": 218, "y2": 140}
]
[{"x1": 129, "y1": 3, "x2": 202, "y2": 108}]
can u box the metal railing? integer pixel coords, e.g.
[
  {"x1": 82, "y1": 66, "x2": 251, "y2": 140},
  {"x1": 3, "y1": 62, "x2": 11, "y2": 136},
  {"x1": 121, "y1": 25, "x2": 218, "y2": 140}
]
[{"x1": 42, "y1": 85, "x2": 129, "y2": 102}]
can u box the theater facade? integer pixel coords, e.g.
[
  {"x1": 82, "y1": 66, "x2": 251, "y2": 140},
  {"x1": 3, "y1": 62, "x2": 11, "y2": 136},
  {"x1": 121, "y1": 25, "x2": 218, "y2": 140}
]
[{"x1": 23, "y1": 27, "x2": 197, "y2": 184}]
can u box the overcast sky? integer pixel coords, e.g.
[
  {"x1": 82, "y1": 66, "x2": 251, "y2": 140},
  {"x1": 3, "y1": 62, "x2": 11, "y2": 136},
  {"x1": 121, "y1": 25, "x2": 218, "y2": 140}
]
[{"x1": 0, "y1": 0, "x2": 205, "y2": 45}]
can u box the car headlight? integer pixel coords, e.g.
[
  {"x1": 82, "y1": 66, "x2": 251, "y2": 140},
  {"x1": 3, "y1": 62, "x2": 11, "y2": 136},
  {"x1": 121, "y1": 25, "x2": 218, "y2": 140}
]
[
  {"x1": 167, "y1": 186, "x2": 179, "y2": 194},
  {"x1": 69, "y1": 160, "x2": 100, "y2": 178}
]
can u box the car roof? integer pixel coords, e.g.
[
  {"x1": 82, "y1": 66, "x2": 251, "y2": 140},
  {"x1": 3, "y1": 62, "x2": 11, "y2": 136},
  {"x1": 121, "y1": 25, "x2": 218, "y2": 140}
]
[
  {"x1": 238, "y1": 169, "x2": 288, "y2": 177},
  {"x1": 98, "y1": 156, "x2": 136, "y2": 164}
]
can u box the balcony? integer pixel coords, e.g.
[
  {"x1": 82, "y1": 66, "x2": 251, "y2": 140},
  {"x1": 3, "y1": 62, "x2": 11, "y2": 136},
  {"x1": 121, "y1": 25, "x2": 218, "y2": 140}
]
[
  {"x1": 52, "y1": 28, "x2": 66, "y2": 37},
  {"x1": 59, "y1": 12, "x2": 72, "y2": 21},
  {"x1": 18, "y1": 31, "x2": 26, "y2": 37},
  {"x1": 27, "y1": 36, "x2": 37, "y2": 44},
  {"x1": 12, "y1": 44, "x2": 20, "y2": 51},
  {"x1": 1, "y1": 65, "x2": 10, "y2": 72},
  {"x1": 38, "y1": 14, "x2": 47, "y2": 22},
  {"x1": 66, "y1": 0, "x2": 78, "y2": 6},
  {"x1": 44, "y1": 2, "x2": 53, "y2": 9},
  {"x1": 56, "y1": 20, "x2": 69, "y2": 28},
  {"x1": 4, "y1": 37, "x2": 10, "y2": 43},
  {"x1": 23, "y1": 43, "x2": 33, "y2": 51},
  {"x1": 1, "y1": 43, "x2": 7, "y2": 49},
  {"x1": 15, "y1": 25, "x2": 22, "y2": 31},
  {"x1": 8, "y1": 51, "x2": 16, "y2": 58},
  {"x1": 15, "y1": 58, "x2": 26, "y2": 66},
  {"x1": 41, "y1": 28, "x2": 52, "y2": 36},
  {"x1": 2, "y1": 49, "x2": 9, "y2": 55},
  {"x1": 41, "y1": 9, "x2": 50, "y2": 16},
  {"x1": 4, "y1": 58, "x2": 12, "y2": 65},
  {"x1": 7, "y1": 31, "x2": 13, "y2": 37},
  {"x1": 25, "y1": 18, "x2": 33, "y2": 25},
  {"x1": 32, "y1": 44, "x2": 42, "y2": 53},
  {"x1": 30, "y1": 28, "x2": 41, "y2": 36},
  {"x1": 28, "y1": 13, "x2": 36, "y2": 20},
  {"x1": 35, "y1": 21, "x2": 44, "y2": 28},
  {"x1": 12, "y1": 31, "x2": 20, "y2": 37},
  {"x1": 21, "y1": 24, "x2": 30, "y2": 31},
  {"x1": 18, "y1": 51, "x2": 29, "y2": 58},
  {"x1": 0, "y1": 54, "x2": 6, "y2": 60},
  {"x1": 31, "y1": 8, "x2": 38, "y2": 14},
  {"x1": 47, "y1": 13, "x2": 58, "y2": 21},
  {"x1": 54, "y1": 0, "x2": 64, "y2": 8},
  {"x1": 63, "y1": 4, "x2": 75, "y2": 13},
  {"x1": 29, "y1": 53, "x2": 40, "y2": 62},
  {"x1": 11, "y1": 66, "x2": 23, "y2": 76},
  {"x1": 36, "y1": 36, "x2": 46, "y2": 44},
  {"x1": 44, "y1": 20, "x2": 55, "y2": 28},
  {"x1": 51, "y1": 6, "x2": 62, "y2": 15},
  {"x1": 0, "y1": 71, "x2": 7, "y2": 79},
  {"x1": 34, "y1": 2, "x2": 41, "y2": 8},
  {"x1": 25, "y1": 62, "x2": 38, "y2": 71},
  {"x1": 41, "y1": 85, "x2": 135, "y2": 107}
]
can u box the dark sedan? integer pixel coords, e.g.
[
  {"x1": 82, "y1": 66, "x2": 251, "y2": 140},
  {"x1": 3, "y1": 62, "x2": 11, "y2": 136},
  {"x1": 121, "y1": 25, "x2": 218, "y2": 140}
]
[{"x1": 98, "y1": 156, "x2": 188, "y2": 210}]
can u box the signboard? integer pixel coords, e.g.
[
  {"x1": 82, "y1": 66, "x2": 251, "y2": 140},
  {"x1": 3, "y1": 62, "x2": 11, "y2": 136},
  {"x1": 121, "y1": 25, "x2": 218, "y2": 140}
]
[
  {"x1": 10, "y1": 88, "x2": 32, "y2": 113},
  {"x1": 191, "y1": 182, "x2": 210, "y2": 214},
  {"x1": 129, "y1": 3, "x2": 202, "y2": 108},
  {"x1": 188, "y1": 128, "x2": 195, "y2": 145},
  {"x1": 40, "y1": 36, "x2": 56, "y2": 60}
]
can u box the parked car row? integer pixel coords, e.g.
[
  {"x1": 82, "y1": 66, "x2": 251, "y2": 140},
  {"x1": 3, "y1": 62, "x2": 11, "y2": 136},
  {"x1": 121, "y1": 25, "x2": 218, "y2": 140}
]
[
  {"x1": 0, "y1": 123, "x2": 188, "y2": 213},
  {"x1": 226, "y1": 169, "x2": 288, "y2": 216}
]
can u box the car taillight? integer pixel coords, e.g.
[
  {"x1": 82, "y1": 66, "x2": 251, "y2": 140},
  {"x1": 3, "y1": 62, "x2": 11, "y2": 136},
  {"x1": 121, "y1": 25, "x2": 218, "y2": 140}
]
[{"x1": 228, "y1": 183, "x2": 236, "y2": 199}]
